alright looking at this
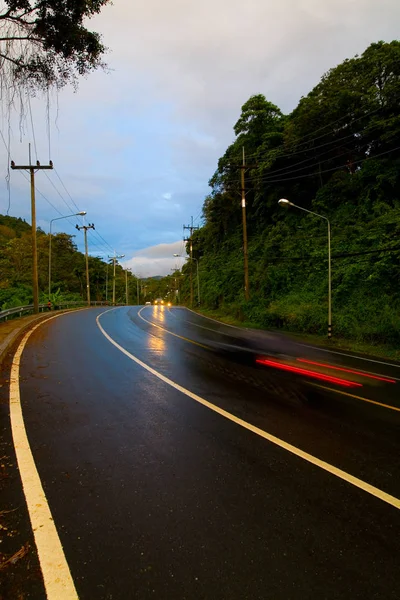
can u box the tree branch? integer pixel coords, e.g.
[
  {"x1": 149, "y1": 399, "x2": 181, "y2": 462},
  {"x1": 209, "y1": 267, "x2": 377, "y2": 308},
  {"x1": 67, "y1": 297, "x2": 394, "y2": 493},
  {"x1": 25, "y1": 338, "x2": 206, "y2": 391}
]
[
  {"x1": 0, "y1": 37, "x2": 43, "y2": 42},
  {"x1": 0, "y1": 52, "x2": 23, "y2": 67}
]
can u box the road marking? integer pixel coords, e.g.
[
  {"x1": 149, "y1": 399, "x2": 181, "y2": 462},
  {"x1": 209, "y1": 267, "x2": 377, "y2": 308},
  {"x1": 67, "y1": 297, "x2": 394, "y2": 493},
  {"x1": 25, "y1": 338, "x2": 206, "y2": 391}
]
[
  {"x1": 139, "y1": 307, "x2": 399, "y2": 412},
  {"x1": 97, "y1": 309, "x2": 400, "y2": 511},
  {"x1": 9, "y1": 313, "x2": 79, "y2": 599},
  {"x1": 138, "y1": 306, "x2": 210, "y2": 349},
  {"x1": 169, "y1": 309, "x2": 246, "y2": 337},
  {"x1": 310, "y1": 383, "x2": 400, "y2": 413},
  {"x1": 297, "y1": 358, "x2": 397, "y2": 383},
  {"x1": 180, "y1": 308, "x2": 400, "y2": 371},
  {"x1": 184, "y1": 306, "x2": 251, "y2": 330},
  {"x1": 297, "y1": 342, "x2": 400, "y2": 370},
  {"x1": 171, "y1": 308, "x2": 400, "y2": 373}
]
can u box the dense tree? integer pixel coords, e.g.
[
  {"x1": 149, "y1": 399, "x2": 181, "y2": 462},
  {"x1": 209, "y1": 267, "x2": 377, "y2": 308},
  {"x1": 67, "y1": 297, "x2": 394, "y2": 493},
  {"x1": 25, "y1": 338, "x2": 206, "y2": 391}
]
[
  {"x1": 0, "y1": 216, "x2": 143, "y2": 309},
  {"x1": 0, "y1": 0, "x2": 110, "y2": 91},
  {"x1": 195, "y1": 41, "x2": 400, "y2": 346}
]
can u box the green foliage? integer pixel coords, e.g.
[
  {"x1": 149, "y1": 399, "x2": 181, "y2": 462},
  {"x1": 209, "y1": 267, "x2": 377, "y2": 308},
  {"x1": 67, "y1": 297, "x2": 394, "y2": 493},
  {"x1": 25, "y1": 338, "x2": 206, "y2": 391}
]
[
  {"x1": 189, "y1": 41, "x2": 400, "y2": 348},
  {"x1": 0, "y1": 0, "x2": 111, "y2": 90},
  {"x1": 0, "y1": 215, "x2": 141, "y2": 308}
]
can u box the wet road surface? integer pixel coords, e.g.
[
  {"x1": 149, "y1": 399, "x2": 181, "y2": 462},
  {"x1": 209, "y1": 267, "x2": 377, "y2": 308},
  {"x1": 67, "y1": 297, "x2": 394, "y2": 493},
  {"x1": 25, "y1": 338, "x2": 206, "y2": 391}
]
[{"x1": 11, "y1": 306, "x2": 400, "y2": 598}]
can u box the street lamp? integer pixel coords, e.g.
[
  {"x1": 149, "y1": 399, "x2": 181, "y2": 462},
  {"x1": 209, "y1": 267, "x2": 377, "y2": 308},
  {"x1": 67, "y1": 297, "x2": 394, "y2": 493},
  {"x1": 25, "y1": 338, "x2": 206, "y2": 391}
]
[
  {"x1": 174, "y1": 254, "x2": 200, "y2": 305},
  {"x1": 48, "y1": 211, "x2": 86, "y2": 298},
  {"x1": 278, "y1": 198, "x2": 331, "y2": 338}
]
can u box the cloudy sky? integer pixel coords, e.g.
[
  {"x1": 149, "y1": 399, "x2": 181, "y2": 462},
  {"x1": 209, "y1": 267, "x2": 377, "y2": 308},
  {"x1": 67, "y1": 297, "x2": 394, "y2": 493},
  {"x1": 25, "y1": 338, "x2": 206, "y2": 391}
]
[{"x1": 1, "y1": 0, "x2": 399, "y2": 276}]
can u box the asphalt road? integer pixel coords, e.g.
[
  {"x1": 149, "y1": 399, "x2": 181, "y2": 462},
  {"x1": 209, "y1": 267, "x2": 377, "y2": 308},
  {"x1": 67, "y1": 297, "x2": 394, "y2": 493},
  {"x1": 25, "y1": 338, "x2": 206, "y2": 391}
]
[{"x1": 6, "y1": 306, "x2": 400, "y2": 599}]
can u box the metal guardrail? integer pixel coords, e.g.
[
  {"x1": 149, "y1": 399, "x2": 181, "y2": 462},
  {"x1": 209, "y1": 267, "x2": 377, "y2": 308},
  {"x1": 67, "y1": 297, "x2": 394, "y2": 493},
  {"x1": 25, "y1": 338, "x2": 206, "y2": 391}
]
[{"x1": 0, "y1": 300, "x2": 114, "y2": 322}]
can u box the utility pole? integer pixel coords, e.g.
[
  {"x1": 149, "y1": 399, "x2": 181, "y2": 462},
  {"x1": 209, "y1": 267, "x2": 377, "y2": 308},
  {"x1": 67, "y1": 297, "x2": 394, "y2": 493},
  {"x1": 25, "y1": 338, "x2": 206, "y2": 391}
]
[
  {"x1": 241, "y1": 146, "x2": 250, "y2": 301},
  {"x1": 11, "y1": 146, "x2": 53, "y2": 313},
  {"x1": 76, "y1": 223, "x2": 95, "y2": 306},
  {"x1": 137, "y1": 276, "x2": 140, "y2": 305},
  {"x1": 183, "y1": 216, "x2": 199, "y2": 308},
  {"x1": 108, "y1": 252, "x2": 125, "y2": 306},
  {"x1": 105, "y1": 262, "x2": 109, "y2": 303},
  {"x1": 125, "y1": 268, "x2": 132, "y2": 306}
]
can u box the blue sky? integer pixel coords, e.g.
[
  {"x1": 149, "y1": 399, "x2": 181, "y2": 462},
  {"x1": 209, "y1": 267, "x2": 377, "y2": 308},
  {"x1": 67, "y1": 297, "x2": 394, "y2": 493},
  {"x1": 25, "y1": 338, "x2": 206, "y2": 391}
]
[{"x1": 1, "y1": 0, "x2": 399, "y2": 276}]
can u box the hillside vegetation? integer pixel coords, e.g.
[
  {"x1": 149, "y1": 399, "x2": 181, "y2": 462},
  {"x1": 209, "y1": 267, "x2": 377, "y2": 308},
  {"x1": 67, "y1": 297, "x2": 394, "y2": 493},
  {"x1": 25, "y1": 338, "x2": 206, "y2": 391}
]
[
  {"x1": 181, "y1": 41, "x2": 400, "y2": 347},
  {"x1": 0, "y1": 216, "x2": 179, "y2": 309}
]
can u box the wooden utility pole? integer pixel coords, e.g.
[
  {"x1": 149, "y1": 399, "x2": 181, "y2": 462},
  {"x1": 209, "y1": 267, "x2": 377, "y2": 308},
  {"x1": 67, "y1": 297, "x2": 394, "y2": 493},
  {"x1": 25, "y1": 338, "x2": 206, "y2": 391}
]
[
  {"x1": 241, "y1": 147, "x2": 250, "y2": 301},
  {"x1": 11, "y1": 148, "x2": 53, "y2": 314},
  {"x1": 108, "y1": 252, "x2": 125, "y2": 305},
  {"x1": 76, "y1": 223, "x2": 95, "y2": 306},
  {"x1": 183, "y1": 217, "x2": 199, "y2": 308},
  {"x1": 125, "y1": 268, "x2": 132, "y2": 306}
]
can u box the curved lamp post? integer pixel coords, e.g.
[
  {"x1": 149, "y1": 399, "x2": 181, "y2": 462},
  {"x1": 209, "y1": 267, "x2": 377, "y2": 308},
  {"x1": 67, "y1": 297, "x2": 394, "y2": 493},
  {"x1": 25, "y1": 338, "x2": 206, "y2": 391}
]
[
  {"x1": 278, "y1": 198, "x2": 331, "y2": 339},
  {"x1": 49, "y1": 212, "x2": 86, "y2": 298}
]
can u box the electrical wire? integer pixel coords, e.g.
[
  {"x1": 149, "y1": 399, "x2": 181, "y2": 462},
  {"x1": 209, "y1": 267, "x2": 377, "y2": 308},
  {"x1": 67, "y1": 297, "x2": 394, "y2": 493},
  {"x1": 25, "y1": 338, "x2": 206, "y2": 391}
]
[
  {"x1": 231, "y1": 105, "x2": 383, "y2": 163},
  {"x1": 219, "y1": 123, "x2": 394, "y2": 187},
  {"x1": 0, "y1": 126, "x2": 11, "y2": 214},
  {"x1": 53, "y1": 168, "x2": 81, "y2": 213},
  {"x1": 236, "y1": 144, "x2": 400, "y2": 187},
  {"x1": 27, "y1": 93, "x2": 38, "y2": 162},
  {"x1": 43, "y1": 171, "x2": 81, "y2": 216}
]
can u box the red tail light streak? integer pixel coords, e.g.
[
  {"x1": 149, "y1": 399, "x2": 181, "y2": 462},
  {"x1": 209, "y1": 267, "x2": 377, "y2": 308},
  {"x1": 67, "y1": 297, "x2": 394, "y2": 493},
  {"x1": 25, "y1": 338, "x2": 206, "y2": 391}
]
[
  {"x1": 256, "y1": 358, "x2": 363, "y2": 388},
  {"x1": 296, "y1": 359, "x2": 396, "y2": 384}
]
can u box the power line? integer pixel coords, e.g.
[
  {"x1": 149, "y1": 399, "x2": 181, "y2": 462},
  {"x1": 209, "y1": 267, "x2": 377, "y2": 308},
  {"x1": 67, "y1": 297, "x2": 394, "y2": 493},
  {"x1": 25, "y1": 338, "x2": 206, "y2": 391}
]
[
  {"x1": 0, "y1": 127, "x2": 12, "y2": 215},
  {"x1": 232, "y1": 105, "x2": 383, "y2": 163},
  {"x1": 52, "y1": 168, "x2": 116, "y2": 255},
  {"x1": 43, "y1": 171, "x2": 80, "y2": 216},
  {"x1": 243, "y1": 145, "x2": 400, "y2": 186},
  {"x1": 91, "y1": 228, "x2": 115, "y2": 253},
  {"x1": 263, "y1": 245, "x2": 400, "y2": 264},
  {"x1": 27, "y1": 94, "x2": 38, "y2": 162},
  {"x1": 53, "y1": 168, "x2": 81, "y2": 212},
  {"x1": 220, "y1": 121, "x2": 388, "y2": 186}
]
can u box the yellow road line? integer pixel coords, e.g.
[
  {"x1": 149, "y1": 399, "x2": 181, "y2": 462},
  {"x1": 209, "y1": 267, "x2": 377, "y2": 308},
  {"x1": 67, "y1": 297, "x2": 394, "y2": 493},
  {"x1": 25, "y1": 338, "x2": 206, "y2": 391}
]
[
  {"x1": 98, "y1": 309, "x2": 400, "y2": 512},
  {"x1": 9, "y1": 313, "x2": 79, "y2": 599},
  {"x1": 138, "y1": 306, "x2": 210, "y2": 349},
  {"x1": 310, "y1": 383, "x2": 400, "y2": 412}
]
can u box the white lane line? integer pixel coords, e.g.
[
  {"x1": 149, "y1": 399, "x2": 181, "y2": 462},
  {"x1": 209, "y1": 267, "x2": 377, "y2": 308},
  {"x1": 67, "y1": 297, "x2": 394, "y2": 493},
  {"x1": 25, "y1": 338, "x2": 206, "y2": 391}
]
[
  {"x1": 153, "y1": 309, "x2": 400, "y2": 382},
  {"x1": 9, "y1": 313, "x2": 81, "y2": 599},
  {"x1": 184, "y1": 306, "x2": 250, "y2": 330},
  {"x1": 183, "y1": 308, "x2": 400, "y2": 371},
  {"x1": 137, "y1": 307, "x2": 209, "y2": 348},
  {"x1": 97, "y1": 309, "x2": 400, "y2": 512},
  {"x1": 297, "y1": 343, "x2": 400, "y2": 370}
]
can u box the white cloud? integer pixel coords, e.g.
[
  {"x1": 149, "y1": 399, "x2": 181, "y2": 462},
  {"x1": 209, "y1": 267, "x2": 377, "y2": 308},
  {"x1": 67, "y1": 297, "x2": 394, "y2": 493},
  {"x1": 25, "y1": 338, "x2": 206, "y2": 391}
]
[
  {"x1": 1, "y1": 0, "x2": 399, "y2": 261},
  {"x1": 122, "y1": 240, "x2": 187, "y2": 277}
]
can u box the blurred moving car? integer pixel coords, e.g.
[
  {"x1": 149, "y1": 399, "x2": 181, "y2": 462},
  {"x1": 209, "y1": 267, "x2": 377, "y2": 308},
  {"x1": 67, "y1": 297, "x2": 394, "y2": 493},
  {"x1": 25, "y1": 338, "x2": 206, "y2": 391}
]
[
  {"x1": 145, "y1": 301, "x2": 151, "y2": 305},
  {"x1": 153, "y1": 298, "x2": 164, "y2": 305}
]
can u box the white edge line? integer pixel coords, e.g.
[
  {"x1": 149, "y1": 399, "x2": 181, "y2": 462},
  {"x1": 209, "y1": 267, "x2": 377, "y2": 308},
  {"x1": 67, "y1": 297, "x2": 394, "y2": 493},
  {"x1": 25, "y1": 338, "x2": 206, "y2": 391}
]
[
  {"x1": 297, "y1": 342, "x2": 400, "y2": 370},
  {"x1": 176, "y1": 308, "x2": 400, "y2": 372},
  {"x1": 97, "y1": 309, "x2": 400, "y2": 512},
  {"x1": 9, "y1": 312, "x2": 82, "y2": 599},
  {"x1": 184, "y1": 306, "x2": 250, "y2": 330},
  {"x1": 144, "y1": 308, "x2": 400, "y2": 382}
]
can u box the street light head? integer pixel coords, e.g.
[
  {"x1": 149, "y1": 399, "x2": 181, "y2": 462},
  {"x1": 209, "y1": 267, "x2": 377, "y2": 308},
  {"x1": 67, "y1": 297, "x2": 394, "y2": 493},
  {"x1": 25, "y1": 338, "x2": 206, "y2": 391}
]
[
  {"x1": 278, "y1": 198, "x2": 291, "y2": 206},
  {"x1": 77, "y1": 211, "x2": 87, "y2": 216}
]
